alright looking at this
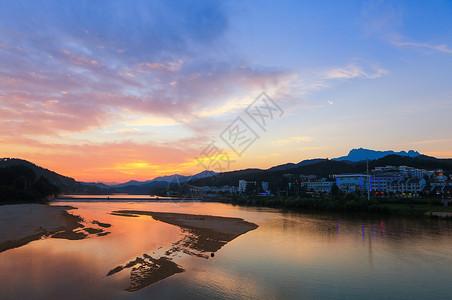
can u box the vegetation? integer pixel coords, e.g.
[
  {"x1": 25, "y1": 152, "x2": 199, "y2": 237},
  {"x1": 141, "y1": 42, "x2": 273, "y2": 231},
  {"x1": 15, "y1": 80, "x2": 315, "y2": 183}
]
[
  {"x1": 0, "y1": 158, "x2": 109, "y2": 195},
  {"x1": 178, "y1": 154, "x2": 452, "y2": 196},
  {"x1": 220, "y1": 193, "x2": 451, "y2": 217},
  {"x1": 0, "y1": 165, "x2": 59, "y2": 204}
]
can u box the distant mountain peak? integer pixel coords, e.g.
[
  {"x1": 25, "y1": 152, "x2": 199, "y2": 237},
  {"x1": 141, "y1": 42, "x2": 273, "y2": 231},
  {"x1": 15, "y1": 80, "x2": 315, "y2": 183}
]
[
  {"x1": 111, "y1": 170, "x2": 217, "y2": 188},
  {"x1": 333, "y1": 148, "x2": 421, "y2": 162}
]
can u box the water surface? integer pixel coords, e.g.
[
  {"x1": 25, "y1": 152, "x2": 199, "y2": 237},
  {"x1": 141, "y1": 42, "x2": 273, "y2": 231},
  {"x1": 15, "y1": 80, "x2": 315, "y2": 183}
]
[{"x1": 0, "y1": 200, "x2": 451, "y2": 299}]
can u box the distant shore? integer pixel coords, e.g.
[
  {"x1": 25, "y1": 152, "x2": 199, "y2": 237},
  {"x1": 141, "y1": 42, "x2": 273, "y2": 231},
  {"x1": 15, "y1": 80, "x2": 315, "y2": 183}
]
[{"x1": 211, "y1": 195, "x2": 452, "y2": 218}]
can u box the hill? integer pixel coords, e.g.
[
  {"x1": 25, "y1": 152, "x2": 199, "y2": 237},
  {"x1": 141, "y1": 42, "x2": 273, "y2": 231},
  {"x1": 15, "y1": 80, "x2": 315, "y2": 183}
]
[
  {"x1": 0, "y1": 158, "x2": 104, "y2": 194},
  {"x1": 0, "y1": 164, "x2": 59, "y2": 203},
  {"x1": 161, "y1": 154, "x2": 452, "y2": 195},
  {"x1": 267, "y1": 158, "x2": 326, "y2": 171},
  {"x1": 333, "y1": 148, "x2": 421, "y2": 162},
  {"x1": 108, "y1": 170, "x2": 217, "y2": 194},
  {"x1": 111, "y1": 170, "x2": 216, "y2": 189},
  {"x1": 3, "y1": 151, "x2": 451, "y2": 197},
  {"x1": 0, "y1": 158, "x2": 78, "y2": 191}
]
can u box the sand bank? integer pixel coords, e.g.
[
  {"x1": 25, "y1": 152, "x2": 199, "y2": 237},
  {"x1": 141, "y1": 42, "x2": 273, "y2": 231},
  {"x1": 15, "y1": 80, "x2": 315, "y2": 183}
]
[
  {"x1": 0, "y1": 204, "x2": 110, "y2": 252},
  {"x1": 108, "y1": 210, "x2": 258, "y2": 291}
]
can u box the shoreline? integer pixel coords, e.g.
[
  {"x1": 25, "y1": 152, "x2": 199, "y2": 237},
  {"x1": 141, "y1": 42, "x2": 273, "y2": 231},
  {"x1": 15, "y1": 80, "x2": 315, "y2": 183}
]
[
  {"x1": 0, "y1": 204, "x2": 85, "y2": 252},
  {"x1": 107, "y1": 210, "x2": 259, "y2": 291},
  {"x1": 0, "y1": 204, "x2": 112, "y2": 253},
  {"x1": 210, "y1": 196, "x2": 452, "y2": 218}
]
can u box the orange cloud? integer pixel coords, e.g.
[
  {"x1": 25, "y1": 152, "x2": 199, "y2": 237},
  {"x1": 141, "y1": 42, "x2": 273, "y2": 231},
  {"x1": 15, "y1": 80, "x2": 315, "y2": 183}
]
[{"x1": 0, "y1": 136, "x2": 209, "y2": 182}]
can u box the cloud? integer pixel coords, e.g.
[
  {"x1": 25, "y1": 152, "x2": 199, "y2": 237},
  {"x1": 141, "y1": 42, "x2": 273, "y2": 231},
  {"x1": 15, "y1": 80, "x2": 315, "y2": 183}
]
[
  {"x1": 0, "y1": 1, "x2": 401, "y2": 181},
  {"x1": 397, "y1": 138, "x2": 452, "y2": 146},
  {"x1": 138, "y1": 60, "x2": 185, "y2": 72},
  {"x1": 1, "y1": 1, "x2": 381, "y2": 145},
  {"x1": 274, "y1": 136, "x2": 313, "y2": 144},
  {"x1": 392, "y1": 40, "x2": 452, "y2": 54},
  {"x1": 322, "y1": 63, "x2": 388, "y2": 80},
  {"x1": 122, "y1": 116, "x2": 180, "y2": 127},
  {"x1": 0, "y1": 1, "x2": 229, "y2": 62},
  {"x1": 0, "y1": 0, "x2": 292, "y2": 141},
  {"x1": 298, "y1": 146, "x2": 321, "y2": 151},
  {"x1": 361, "y1": 1, "x2": 403, "y2": 36},
  {"x1": 360, "y1": 3, "x2": 451, "y2": 55},
  {"x1": 0, "y1": 134, "x2": 211, "y2": 181},
  {"x1": 423, "y1": 152, "x2": 452, "y2": 158}
]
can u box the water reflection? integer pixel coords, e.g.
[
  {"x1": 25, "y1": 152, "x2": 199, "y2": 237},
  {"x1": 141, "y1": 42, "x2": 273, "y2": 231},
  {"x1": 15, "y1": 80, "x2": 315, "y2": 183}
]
[
  {"x1": 105, "y1": 210, "x2": 257, "y2": 292},
  {"x1": 0, "y1": 201, "x2": 451, "y2": 299}
]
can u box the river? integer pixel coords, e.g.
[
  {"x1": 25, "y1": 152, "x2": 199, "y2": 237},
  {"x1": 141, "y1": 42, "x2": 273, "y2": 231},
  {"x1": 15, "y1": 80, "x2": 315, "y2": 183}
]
[{"x1": 0, "y1": 199, "x2": 451, "y2": 299}]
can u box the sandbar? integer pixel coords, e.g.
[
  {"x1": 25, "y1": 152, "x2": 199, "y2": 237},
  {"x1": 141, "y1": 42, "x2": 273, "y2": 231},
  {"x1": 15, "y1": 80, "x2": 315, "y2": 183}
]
[
  {"x1": 0, "y1": 204, "x2": 109, "y2": 252},
  {"x1": 108, "y1": 210, "x2": 258, "y2": 291}
]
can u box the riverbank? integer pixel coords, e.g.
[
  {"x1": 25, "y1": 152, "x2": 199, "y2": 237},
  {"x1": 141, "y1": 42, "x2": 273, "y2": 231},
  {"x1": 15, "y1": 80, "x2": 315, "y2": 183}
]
[
  {"x1": 212, "y1": 196, "x2": 452, "y2": 218},
  {"x1": 0, "y1": 204, "x2": 85, "y2": 252},
  {"x1": 0, "y1": 204, "x2": 114, "y2": 253}
]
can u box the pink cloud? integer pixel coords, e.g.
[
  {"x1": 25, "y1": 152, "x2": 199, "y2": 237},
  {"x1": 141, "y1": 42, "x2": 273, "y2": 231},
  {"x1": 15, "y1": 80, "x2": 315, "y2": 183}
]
[{"x1": 0, "y1": 135, "x2": 210, "y2": 182}]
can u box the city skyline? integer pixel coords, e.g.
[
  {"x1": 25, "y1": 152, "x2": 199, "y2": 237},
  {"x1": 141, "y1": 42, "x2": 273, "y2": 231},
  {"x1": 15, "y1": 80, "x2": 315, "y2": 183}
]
[{"x1": 1, "y1": 1, "x2": 451, "y2": 182}]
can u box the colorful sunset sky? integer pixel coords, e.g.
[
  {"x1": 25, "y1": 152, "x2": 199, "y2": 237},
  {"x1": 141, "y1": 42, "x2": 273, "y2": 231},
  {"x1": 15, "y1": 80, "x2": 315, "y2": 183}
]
[{"x1": 1, "y1": 1, "x2": 451, "y2": 183}]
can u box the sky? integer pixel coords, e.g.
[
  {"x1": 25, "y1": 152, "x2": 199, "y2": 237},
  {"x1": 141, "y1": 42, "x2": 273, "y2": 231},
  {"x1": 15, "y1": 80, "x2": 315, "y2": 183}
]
[{"x1": 0, "y1": 0, "x2": 451, "y2": 183}]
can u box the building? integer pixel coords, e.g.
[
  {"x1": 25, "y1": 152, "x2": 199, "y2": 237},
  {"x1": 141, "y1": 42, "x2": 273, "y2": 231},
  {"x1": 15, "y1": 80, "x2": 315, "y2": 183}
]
[
  {"x1": 335, "y1": 173, "x2": 427, "y2": 194},
  {"x1": 429, "y1": 180, "x2": 452, "y2": 194},
  {"x1": 189, "y1": 185, "x2": 236, "y2": 197},
  {"x1": 435, "y1": 175, "x2": 448, "y2": 182},
  {"x1": 387, "y1": 178, "x2": 426, "y2": 194},
  {"x1": 372, "y1": 165, "x2": 430, "y2": 179},
  {"x1": 261, "y1": 181, "x2": 269, "y2": 192},
  {"x1": 299, "y1": 174, "x2": 317, "y2": 181},
  {"x1": 238, "y1": 180, "x2": 247, "y2": 192},
  {"x1": 369, "y1": 175, "x2": 403, "y2": 193},
  {"x1": 301, "y1": 179, "x2": 334, "y2": 193},
  {"x1": 335, "y1": 174, "x2": 370, "y2": 193},
  {"x1": 374, "y1": 166, "x2": 398, "y2": 173}
]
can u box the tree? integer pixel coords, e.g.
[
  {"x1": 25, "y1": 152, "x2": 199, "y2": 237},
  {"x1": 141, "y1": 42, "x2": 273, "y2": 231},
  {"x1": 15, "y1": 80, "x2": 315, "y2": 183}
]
[
  {"x1": 331, "y1": 184, "x2": 339, "y2": 198},
  {"x1": 31, "y1": 176, "x2": 59, "y2": 200},
  {"x1": 0, "y1": 166, "x2": 58, "y2": 203}
]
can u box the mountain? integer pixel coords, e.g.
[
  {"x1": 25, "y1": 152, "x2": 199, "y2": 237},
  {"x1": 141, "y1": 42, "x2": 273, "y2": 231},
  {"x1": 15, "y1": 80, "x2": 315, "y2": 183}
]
[
  {"x1": 79, "y1": 182, "x2": 112, "y2": 189},
  {"x1": 166, "y1": 154, "x2": 452, "y2": 195},
  {"x1": 110, "y1": 181, "x2": 170, "y2": 195},
  {"x1": 190, "y1": 170, "x2": 217, "y2": 180},
  {"x1": 148, "y1": 170, "x2": 216, "y2": 184},
  {"x1": 267, "y1": 163, "x2": 297, "y2": 171},
  {"x1": 0, "y1": 158, "x2": 110, "y2": 194},
  {"x1": 110, "y1": 180, "x2": 151, "y2": 188},
  {"x1": 111, "y1": 170, "x2": 216, "y2": 188},
  {"x1": 267, "y1": 158, "x2": 327, "y2": 171},
  {"x1": 0, "y1": 158, "x2": 79, "y2": 191},
  {"x1": 0, "y1": 163, "x2": 59, "y2": 203},
  {"x1": 297, "y1": 158, "x2": 328, "y2": 166},
  {"x1": 333, "y1": 148, "x2": 421, "y2": 162},
  {"x1": 5, "y1": 149, "x2": 449, "y2": 197},
  {"x1": 107, "y1": 170, "x2": 217, "y2": 194}
]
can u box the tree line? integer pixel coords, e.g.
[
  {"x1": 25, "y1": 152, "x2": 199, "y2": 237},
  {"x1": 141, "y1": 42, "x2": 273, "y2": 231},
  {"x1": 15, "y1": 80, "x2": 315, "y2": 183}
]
[{"x1": 0, "y1": 165, "x2": 59, "y2": 204}]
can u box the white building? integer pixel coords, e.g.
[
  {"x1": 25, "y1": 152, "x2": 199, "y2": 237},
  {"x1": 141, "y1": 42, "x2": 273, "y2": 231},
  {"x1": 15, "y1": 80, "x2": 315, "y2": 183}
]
[
  {"x1": 335, "y1": 174, "x2": 370, "y2": 193},
  {"x1": 369, "y1": 175, "x2": 403, "y2": 193},
  {"x1": 387, "y1": 178, "x2": 426, "y2": 194},
  {"x1": 238, "y1": 180, "x2": 247, "y2": 192},
  {"x1": 336, "y1": 174, "x2": 427, "y2": 194},
  {"x1": 302, "y1": 180, "x2": 334, "y2": 193},
  {"x1": 372, "y1": 165, "x2": 429, "y2": 179},
  {"x1": 374, "y1": 166, "x2": 398, "y2": 173}
]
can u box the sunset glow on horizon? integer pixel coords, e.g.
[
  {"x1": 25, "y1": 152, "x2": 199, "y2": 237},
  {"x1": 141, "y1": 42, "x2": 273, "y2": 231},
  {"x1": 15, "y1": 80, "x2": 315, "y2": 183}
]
[{"x1": 1, "y1": 1, "x2": 451, "y2": 183}]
